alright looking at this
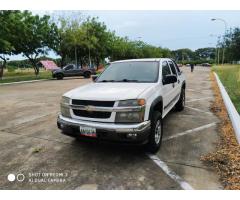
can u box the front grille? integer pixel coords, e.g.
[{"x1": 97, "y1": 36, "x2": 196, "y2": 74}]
[
  {"x1": 72, "y1": 99, "x2": 114, "y2": 107},
  {"x1": 73, "y1": 110, "x2": 111, "y2": 119}
]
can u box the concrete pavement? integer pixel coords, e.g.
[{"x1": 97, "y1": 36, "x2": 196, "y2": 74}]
[{"x1": 0, "y1": 68, "x2": 222, "y2": 189}]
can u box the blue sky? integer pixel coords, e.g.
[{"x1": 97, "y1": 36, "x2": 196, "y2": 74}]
[{"x1": 9, "y1": 10, "x2": 240, "y2": 60}]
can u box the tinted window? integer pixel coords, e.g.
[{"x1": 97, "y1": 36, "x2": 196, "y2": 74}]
[
  {"x1": 162, "y1": 61, "x2": 171, "y2": 77},
  {"x1": 97, "y1": 61, "x2": 159, "y2": 83},
  {"x1": 172, "y1": 60, "x2": 181, "y2": 73},
  {"x1": 168, "y1": 61, "x2": 177, "y2": 76},
  {"x1": 65, "y1": 65, "x2": 74, "y2": 71}
]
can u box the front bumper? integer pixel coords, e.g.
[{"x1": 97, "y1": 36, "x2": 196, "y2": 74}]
[{"x1": 57, "y1": 115, "x2": 151, "y2": 143}]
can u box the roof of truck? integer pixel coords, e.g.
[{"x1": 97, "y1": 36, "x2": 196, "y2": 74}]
[{"x1": 111, "y1": 58, "x2": 170, "y2": 63}]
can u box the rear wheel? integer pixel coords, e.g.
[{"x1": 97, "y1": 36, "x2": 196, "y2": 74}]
[
  {"x1": 84, "y1": 71, "x2": 91, "y2": 78},
  {"x1": 146, "y1": 111, "x2": 163, "y2": 153},
  {"x1": 56, "y1": 73, "x2": 64, "y2": 80},
  {"x1": 175, "y1": 87, "x2": 185, "y2": 111}
]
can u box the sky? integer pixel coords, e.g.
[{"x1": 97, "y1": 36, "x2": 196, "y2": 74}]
[{"x1": 8, "y1": 10, "x2": 240, "y2": 60}]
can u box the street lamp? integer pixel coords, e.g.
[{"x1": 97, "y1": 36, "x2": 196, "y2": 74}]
[{"x1": 211, "y1": 18, "x2": 228, "y2": 65}]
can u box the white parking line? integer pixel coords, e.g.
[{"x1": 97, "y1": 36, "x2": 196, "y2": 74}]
[
  {"x1": 147, "y1": 154, "x2": 194, "y2": 190},
  {"x1": 185, "y1": 106, "x2": 212, "y2": 115},
  {"x1": 163, "y1": 122, "x2": 217, "y2": 141},
  {"x1": 186, "y1": 97, "x2": 213, "y2": 103}
]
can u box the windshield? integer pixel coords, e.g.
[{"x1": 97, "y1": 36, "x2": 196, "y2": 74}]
[{"x1": 96, "y1": 61, "x2": 159, "y2": 83}]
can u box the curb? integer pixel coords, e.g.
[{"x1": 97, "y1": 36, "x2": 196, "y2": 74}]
[
  {"x1": 0, "y1": 79, "x2": 49, "y2": 86},
  {"x1": 214, "y1": 72, "x2": 240, "y2": 144}
]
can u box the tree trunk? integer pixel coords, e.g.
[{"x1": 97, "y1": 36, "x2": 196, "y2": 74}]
[
  {"x1": 75, "y1": 46, "x2": 77, "y2": 67},
  {"x1": 61, "y1": 53, "x2": 66, "y2": 68},
  {"x1": 29, "y1": 58, "x2": 39, "y2": 76},
  {"x1": 0, "y1": 57, "x2": 7, "y2": 80},
  {"x1": 96, "y1": 57, "x2": 100, "y2": 70},
  {"x1": 0, "y1": 64, "x2": 3, "y2": 80}
]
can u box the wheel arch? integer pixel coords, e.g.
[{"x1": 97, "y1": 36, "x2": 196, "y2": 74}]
[{"x1": 148, "y1": 96, "x2": 163, "y2": 120}]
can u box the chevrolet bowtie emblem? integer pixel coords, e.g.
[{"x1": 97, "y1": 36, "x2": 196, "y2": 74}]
[{"x1": 85, "y1": 105, "x2": 95, "y2": 111}]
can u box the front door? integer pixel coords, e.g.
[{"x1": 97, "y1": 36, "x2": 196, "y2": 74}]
[{"x1": 161, "y1": 61, "x2": 176, "y2": 116}]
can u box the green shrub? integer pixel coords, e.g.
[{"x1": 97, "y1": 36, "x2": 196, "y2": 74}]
[{"x1": 7, "y1": 66, "x2": 17, "y2": 72}]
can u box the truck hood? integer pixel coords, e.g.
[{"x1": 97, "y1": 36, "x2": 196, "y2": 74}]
[{"x1": 64, "y1": 82, "x2": 155, "y2": 101}]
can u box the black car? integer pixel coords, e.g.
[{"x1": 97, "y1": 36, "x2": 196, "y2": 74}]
[
  {"x1": 201, "y1": 63, "x2": 211, "y2": 67},
  {"x1": 52, "y1": 64, "x2": 96, "y2": 80}
]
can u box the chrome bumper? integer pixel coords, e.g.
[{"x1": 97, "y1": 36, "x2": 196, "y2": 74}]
[{"x1": 57, "y1": 115, "x2": 151, "y2": 133}]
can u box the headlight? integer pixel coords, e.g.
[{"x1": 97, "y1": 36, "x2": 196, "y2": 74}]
[
  {"x1": 115, "y1": 112, "x2": 145, "y2": 123},
  {"x1": 60, "y1": 96, "x2": 71, "y2": 118},
  {"x1": 118, "y1": 99, "x2": 145, "y2": 107},
  {"x1": 115, "y1": 99, "x2": 145, "y2": 123}
]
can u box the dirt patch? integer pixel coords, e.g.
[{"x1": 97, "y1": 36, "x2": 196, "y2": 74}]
[{"x1": 201, "y1": 72, "x2": 240, "y2": 190}]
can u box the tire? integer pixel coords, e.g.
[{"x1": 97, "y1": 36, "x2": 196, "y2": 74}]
[
  {"x1": 56, "y1": 73, "x2": 64, "y2": 80},
  {"x1": 146, "y1": 111, "x2": 163, "y2": 153},
  {"x1": 84, "y1": 72, "x2": 91, "y2": 79},
  {"x1": 175, "y1": 88, "x2": 185, "y2": 111}
]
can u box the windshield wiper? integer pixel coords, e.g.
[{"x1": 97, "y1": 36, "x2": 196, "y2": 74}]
[{"x1": 116, "y1": 79, "x2": 139, "y2": 82}]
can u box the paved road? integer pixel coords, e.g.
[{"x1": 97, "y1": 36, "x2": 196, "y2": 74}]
[{"x1": 0, "y1": 67, "x2": 222, "y2": 189}]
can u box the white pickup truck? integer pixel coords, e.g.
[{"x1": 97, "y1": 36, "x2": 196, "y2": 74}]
[{"x1": 57, "y1": 58, "x2": 186, "y2": 153}]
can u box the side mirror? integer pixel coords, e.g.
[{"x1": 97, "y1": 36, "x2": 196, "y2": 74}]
[
  {"x1": 163, "y1": 75, "x2": 177, "y2": 85},
  {"x1": 92, "y1": 75, "x2": 98, "y2": 82}
]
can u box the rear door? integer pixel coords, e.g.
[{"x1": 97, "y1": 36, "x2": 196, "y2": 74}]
[{"x1": 167, "y1": 60, "x2": 182, "y2": 103}]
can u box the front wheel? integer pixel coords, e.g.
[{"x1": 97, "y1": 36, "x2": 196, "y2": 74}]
[
  {"x1": 146, "y1": 111, "x2": 163, "y2": 153},
  {"x1": 84, "y1": 72, "x2": 91, "y2": 78}
]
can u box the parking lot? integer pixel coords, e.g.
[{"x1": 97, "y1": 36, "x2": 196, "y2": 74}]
[{"x1": 0, "y1": 66, "x2": 223, "y2": 189}]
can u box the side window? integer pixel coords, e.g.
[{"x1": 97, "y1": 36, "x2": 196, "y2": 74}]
[
  {"x1": 65, "y1": 65, "x2": 74, "y2": 71},
  {"x1": 168, "y1": 61, "x2": 177, "y2": 76},
  {"x1": 162, "y1": 61, "x2": 171, "y2": 78},
  {"x1": 172, "y1": 60, "x2": 181, "y2": 74}
]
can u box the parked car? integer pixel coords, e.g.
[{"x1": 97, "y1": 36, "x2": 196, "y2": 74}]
[
  {"x1": 57, "y1": 58, "x2": 186, "y2": 153},
  {"x1": 201, "y1": 63, "x2": 211, "y2": 67},
  {"x1": 52, "y1": 64, "x2": 96, "y2": 80}
]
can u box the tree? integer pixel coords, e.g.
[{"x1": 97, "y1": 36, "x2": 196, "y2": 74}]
[
  {"x1": 224, "y1": 28, "x2": 240, "y2": 62},
  {"x1": 82, "y1": 17, "x2": 110, "y2": 67},
  {"x1": 1, "y1": 11, "x2": 59, "y2": 75},
  {"x1": 12, "y1": 11, "x2": 58, "y2": 75},
  {"x1": 0, "y1": 11, "x2": 18, "y2": 79},
  {"x1": 194, "y1": 48, "x2": 216, "y2": 61},
  {"x1": 171, "y1": 48, "x2": 194, "y2": 63}
]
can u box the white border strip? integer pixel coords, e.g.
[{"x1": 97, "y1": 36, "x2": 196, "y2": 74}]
[
  {"x1": 0, "y1": 79, "x2": 48, "y2": 86},
  {"x1": 214, "y1": 72, "x2": 240, "y2": 144},
  {"x1": 147, "y1": 154, "x2": 194, "y2": 190}
]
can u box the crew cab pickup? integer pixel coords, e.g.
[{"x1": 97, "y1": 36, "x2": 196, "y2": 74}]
[
  {"x1": 57, "y1": 58, "x2": 186, "y2": 153},
  {"x1": 52, "y1": 64, "x2": 96, "y2": 80}
]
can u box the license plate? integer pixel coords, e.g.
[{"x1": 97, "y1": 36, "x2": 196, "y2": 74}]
[{"x1": 79, "y1": 126, "x2": 97, "y2": 138}]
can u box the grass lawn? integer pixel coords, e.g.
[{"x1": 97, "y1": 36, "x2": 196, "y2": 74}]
[
  {"x1": 0, "y1": 68, "x2": 52, "y2": 84},
  {"x1": 212, "y1": 64, "x2": 240, "y2": 113}
]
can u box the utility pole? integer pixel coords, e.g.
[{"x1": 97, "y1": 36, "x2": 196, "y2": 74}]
[{"x1": 211, "y1": 18, "x2": 228, "y2": 66}]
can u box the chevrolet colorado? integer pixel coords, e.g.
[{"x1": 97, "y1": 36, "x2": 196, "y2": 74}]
[{"x1": 57, "y1": 58, "x2": 186, "y2": 153}]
